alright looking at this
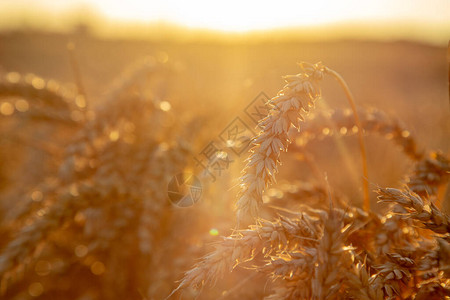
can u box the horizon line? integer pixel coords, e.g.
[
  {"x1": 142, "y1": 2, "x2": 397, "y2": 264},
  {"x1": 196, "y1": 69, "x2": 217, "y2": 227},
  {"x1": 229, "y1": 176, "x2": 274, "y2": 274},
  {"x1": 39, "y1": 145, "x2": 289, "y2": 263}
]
[{"x1": 1, "y1": 19, "x2": 448, "y2": 47}]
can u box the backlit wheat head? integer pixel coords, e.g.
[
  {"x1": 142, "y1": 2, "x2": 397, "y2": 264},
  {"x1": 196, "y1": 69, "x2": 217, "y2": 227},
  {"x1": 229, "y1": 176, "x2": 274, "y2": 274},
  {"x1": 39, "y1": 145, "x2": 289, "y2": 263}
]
[{"x1": 237, "y1": 62, "x2": 326, "y2": 220}]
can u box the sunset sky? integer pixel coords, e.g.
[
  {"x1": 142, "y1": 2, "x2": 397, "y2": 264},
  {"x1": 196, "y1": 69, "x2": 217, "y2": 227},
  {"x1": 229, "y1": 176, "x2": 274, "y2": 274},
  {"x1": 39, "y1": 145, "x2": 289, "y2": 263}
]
[{"x1": 0, "y1": 0, "x2": 448, "y2": 42}]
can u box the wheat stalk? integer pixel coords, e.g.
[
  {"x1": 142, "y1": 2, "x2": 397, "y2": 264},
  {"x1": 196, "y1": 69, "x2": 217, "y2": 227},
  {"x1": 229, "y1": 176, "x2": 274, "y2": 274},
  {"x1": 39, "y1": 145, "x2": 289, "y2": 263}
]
[
  {"x1": 0, "y1": 58, "x2": 192, "y2": 298},
  {"x1": 324, "y1": 68, "x2": 370, "y2": 211}
]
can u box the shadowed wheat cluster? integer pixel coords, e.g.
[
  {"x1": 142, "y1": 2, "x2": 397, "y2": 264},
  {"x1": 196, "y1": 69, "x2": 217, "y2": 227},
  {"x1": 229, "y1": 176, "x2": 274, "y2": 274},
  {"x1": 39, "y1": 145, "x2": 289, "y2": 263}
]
[{"x1": 0, "y1": 59, "x2": 448, "y2": 300}]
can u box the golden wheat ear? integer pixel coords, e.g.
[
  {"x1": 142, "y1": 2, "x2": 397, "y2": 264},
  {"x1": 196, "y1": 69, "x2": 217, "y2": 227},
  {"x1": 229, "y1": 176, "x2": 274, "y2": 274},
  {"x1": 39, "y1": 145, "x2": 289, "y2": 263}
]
[{"x1": 236, "y1": 62, "x2": 370, "y2": 222}]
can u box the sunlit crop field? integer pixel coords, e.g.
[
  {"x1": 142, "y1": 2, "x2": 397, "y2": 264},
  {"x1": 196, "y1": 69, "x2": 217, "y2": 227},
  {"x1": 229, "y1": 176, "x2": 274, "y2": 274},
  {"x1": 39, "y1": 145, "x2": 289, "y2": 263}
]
[{"x1": 0, "y1": 30, "x2": 448, "y2": 299}]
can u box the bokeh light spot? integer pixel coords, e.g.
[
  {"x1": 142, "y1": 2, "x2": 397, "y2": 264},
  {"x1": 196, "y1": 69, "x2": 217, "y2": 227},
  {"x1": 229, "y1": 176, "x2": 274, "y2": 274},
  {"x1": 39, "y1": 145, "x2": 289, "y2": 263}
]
[
  {"x1": 401, "y1": 130, "x2": 410, "y2": 138},
  {"x1": 209, "y1": 228, "x2": 219, "y2": 236},
  {"x1": 46, "y1": 79, "x2": 60, "y2": 92},
  {"x1": 69, "y1": 184, "x2": 79, "y2": 197},
  {"x1": 28, "y1": 282, "x2": 44, "y2": 297},
  {"x1": 90, "y1": 261, "x2": 106, "y2": 275},
  {"x1": 31, "y1": 77, "x2": 46, "y2": 89},
  {"x1": 0, "y1": 102, "x2": 14, "y2": 116},
  {"x1": 159, "y1": 101, "x2": 171, "y2": 112},
  {"x1": 6, "y1": 72, "x2": 20, "y2": 83},
  {"x1": 109, "y1": 130, "x2": 120, "y2": 141},
  {"x1": 74, "y1": 211, "x2": 86, "y2": 224},
  {"x1": 31, "y1": 190, "x2": 43, "y2": 202},
  {"x1": 75, "y1": 95, "x2": 86, "y2": 108},
  {"x1": 15, "y1": 99, "x2": 30, "y2": 112},
  {"x1": 35, "y1": 260, "x2": 51, "y2": 276},
  {"x1": 75, "y1": 245, "x2": 89, "y2": 258}
]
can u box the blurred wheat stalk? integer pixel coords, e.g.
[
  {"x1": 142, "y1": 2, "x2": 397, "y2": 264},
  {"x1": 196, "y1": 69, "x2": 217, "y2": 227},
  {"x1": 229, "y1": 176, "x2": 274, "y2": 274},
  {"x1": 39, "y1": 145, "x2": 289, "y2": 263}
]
[
  {"x1": 0, "y1": 58, "x2": 198, "y2": 300},
  {"x1": 0, "y1": 60, "x2": 448, "y2": 300}
]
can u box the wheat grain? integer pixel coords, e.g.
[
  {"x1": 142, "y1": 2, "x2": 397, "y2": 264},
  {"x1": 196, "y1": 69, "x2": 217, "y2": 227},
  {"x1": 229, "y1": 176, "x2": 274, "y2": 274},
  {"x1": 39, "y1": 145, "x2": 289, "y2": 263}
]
[
  {"x1": 345, "y1": 261, "x2": 383, "y2": 300},
  {"x1": 370, "y1": 252, "x2": 415, "y2": 299},
  {"x1": 415, "y1": 280, "x2": 450, "y2": 299},
  {"x1": 377, "y1": 187, "x2": 450, "y2": 235}
]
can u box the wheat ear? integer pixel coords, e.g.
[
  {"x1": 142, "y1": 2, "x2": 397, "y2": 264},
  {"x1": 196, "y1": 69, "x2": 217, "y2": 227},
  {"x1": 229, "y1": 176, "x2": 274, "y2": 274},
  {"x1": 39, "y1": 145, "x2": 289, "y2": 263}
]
[
  {"x1": 296, "y1": 107, "x2": 423, "y2": 161},
  {"x1": 377, "y1": 187, "x2": 450, "y2": 235},
  {"x1": 237, "y1": 62, "x2": 369, "y2": 221},
  {"x1": 407, "y1": 152, "x2": 449, "y2": 199},
  {"x1": 172, "y1": 215, "x2": 319, "y2": 294}
]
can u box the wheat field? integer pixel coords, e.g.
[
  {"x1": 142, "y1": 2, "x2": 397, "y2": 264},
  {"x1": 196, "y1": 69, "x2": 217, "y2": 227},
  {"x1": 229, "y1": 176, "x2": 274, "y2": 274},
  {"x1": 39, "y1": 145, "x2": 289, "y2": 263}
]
[{"x1": 0, "y1": 31, "x2": 449, "y2": 300}]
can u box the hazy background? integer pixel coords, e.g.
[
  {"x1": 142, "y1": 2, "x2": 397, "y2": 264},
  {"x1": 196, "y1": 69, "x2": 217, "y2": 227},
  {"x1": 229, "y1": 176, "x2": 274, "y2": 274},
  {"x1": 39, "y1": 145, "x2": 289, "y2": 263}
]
[
  {"x1": 0, "y1": 0, "x2": 449, "y2": 43},
  {"x1": 0, "y1": 1, "x2": 449, "y2": 299}
]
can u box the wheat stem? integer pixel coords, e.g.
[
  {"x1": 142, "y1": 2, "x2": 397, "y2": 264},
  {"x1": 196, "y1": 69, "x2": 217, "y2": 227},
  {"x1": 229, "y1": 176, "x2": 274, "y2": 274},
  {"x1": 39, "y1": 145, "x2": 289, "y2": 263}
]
[
  {"x1": 67, "y1": 42, "x2": 89, "y2": 106},
  {"x1": 324, "y1": 67, "x2": 370, "y2": 211}
]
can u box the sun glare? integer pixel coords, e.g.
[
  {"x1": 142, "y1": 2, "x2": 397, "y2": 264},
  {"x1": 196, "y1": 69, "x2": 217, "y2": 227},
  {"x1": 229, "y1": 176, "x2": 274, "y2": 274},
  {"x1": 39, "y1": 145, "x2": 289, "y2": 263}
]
[
  {"x1": 94, "y1": 0, "x2": 337, "y2": 31},
  {"x1": 78, "y1": 0, "x2": 450, "y2": 32},
  {"x1": 89, "y1": 0, "x2": 400, "y2": 31},
  {"x1": 1, "y1": 0, "x2": 449, "y2": 33}
]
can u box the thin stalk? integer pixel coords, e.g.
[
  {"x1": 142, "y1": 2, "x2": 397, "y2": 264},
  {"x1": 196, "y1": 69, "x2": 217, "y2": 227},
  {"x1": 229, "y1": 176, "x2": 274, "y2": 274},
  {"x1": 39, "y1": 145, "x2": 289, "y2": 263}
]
[
  {"x1": 324, "y1": 67, "x2": 370, "y2": 211},
  {"x1": 67, "y1": 42, "x2": 89, "y2": 107}
]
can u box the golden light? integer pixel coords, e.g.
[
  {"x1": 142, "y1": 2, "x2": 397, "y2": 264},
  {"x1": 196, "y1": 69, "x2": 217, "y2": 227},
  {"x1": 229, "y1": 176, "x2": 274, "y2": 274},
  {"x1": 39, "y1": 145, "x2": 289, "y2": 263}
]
[
  {"x1": 0, "y1": 0, "x2": 449, "y2": 34},
  {"x1": 209, "y1": 228, "x2": 219, "y2": 236},
  {"x1": 92, "y1": 0, "x2": 450, "y2": 32},
  {"x1": 94, "y1": 0, "x2": 337, "y2": 31}
]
